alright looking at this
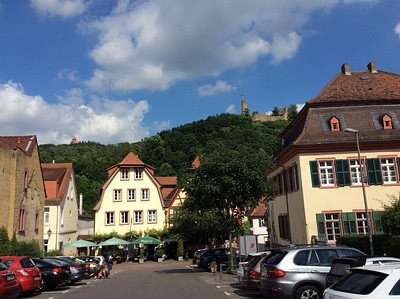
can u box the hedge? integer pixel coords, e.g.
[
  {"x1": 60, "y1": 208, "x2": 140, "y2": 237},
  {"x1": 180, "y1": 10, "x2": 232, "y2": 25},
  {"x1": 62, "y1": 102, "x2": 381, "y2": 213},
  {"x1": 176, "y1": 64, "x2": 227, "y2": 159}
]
[{"x1": 337, "y1": 234, "x2": 400, "y2": 257}]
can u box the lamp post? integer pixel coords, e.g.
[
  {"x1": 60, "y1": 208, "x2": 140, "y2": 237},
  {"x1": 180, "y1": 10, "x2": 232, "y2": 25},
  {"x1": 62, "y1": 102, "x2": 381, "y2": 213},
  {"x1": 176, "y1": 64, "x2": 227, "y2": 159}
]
[
  {"x1": 345, "y1": 128, "x2": 374, "y2": 256},
  {"x1": 46, "y1": 229, "x2": 52, "y2": 253}
]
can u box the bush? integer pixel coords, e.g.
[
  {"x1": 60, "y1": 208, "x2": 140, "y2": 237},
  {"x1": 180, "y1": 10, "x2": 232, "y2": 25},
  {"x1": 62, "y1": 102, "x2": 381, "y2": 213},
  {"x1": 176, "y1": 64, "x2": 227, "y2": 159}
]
[
  {"x1": 177, "y1": 238, "x2": 184, "y2": 257},
  {"x1": 337, "y1": 234, "x2": 400, "y2": 257}
]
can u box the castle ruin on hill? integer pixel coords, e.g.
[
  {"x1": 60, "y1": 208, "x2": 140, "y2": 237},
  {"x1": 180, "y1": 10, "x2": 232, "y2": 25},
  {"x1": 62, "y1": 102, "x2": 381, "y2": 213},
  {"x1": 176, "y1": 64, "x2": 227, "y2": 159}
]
[{"x1": 241, "y1": 100, "x2": 288, "y2": 122}]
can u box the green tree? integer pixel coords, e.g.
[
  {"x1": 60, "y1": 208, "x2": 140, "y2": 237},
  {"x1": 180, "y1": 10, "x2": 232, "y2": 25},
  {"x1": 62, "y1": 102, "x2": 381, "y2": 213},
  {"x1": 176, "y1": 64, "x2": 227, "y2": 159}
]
[
  {"x1": 382, "y1": 194, "x2": 400, "y2": 235},
  {"x1": 287, "y1": 104, "x2": 298, "y2": 121},
  {"x1": 272, "y1": 106, "x2": 280, "y2": 116},
  {"x1": 0, "y1": 227, "x2": 11, "y2": 255}
]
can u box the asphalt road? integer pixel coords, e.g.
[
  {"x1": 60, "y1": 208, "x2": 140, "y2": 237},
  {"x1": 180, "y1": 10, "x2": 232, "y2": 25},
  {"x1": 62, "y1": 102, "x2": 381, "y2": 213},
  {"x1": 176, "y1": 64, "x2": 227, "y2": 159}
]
[{"x1": 27, "y1": 261, "x2": 263, "y2": 299}]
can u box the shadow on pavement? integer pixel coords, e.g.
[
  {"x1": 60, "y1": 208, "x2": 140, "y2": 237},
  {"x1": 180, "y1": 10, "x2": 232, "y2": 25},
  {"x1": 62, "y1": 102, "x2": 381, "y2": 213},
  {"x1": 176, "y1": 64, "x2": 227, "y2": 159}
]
[
  {"x1": 229, "y1": 283, "x2": 263, "y2": 298},
  {"x1": 154, "y1": 268, "x2": 195, "y2": 274}
]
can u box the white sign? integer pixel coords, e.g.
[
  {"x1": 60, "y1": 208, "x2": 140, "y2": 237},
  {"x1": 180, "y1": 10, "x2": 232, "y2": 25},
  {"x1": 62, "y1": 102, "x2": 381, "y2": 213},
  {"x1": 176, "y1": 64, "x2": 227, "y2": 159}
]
[{"x1": 239, "y1": 235, "x2": 257, "y2": 256}]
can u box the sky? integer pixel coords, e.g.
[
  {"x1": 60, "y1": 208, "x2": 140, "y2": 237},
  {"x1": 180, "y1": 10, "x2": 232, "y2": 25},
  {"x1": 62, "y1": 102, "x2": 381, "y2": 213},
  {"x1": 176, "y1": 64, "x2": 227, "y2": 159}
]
[{"x1": 0, "y1": 0, "x2": 400, "y2": 145}]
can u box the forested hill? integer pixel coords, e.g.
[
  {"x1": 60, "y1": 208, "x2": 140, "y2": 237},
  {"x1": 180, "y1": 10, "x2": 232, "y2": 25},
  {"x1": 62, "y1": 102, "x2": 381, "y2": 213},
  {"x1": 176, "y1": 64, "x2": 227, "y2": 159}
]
[{"x1": 39, "y1": 113, "x2": 289, "y2": 214}]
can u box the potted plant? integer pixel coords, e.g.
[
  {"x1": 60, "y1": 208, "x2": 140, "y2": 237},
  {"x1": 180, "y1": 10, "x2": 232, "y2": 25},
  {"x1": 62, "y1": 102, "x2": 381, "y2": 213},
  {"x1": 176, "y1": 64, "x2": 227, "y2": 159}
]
[
  {"x1": 209, "y1": 261, "x2": 217, "y2": 273},
  {"x1": 177, "y1": 238, "x2": 184, "y2": 261},
  {"x1": 184, "y1": 251, "x2": 189, "y2": 261},
  {"x1": 156, "y1": 248, "x2": 164, "y2": 263},
  {"x1": 138, "y1": 247, "x2": 145, "y2": 264}
]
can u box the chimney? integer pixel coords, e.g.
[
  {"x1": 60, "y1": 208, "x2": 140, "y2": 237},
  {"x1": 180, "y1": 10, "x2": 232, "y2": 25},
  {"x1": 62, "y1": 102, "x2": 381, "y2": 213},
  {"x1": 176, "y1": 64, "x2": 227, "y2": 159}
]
[
  {"x1": 79, "y1": 193, "x2": 83, "y2": 215},
  {"x1": 341, "y1": 63, "x2": 351, "y2": 75},
  {"x1": 367, "y1": 61, "x2": 377, "y2": 73}
]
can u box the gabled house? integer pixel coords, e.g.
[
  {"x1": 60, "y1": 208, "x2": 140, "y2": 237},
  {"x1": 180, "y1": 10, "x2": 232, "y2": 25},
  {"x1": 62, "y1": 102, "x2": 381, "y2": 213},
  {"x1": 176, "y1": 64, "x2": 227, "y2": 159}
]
[
  {"x1": 41, "y1": 163, "x2": 79, "y2": 254},
  {"x1": 267, "y1": 62, "x2": 400, "y2": 246},
  {"x1": 0, "y1": 136, "x2": 45, "y2": 243},
  {"x1": 94, "y1": 152, "x2": 180, "y2": 234},
  {"x1": 246, "y1": 203, "x2": 268, "y2": 251}
]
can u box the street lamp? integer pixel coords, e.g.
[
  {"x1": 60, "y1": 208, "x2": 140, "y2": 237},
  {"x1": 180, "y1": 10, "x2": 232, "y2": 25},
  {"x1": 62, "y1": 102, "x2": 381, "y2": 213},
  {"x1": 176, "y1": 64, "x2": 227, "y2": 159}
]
[
  {"x1": 345, "y1": 128, "x2": 374, "y2": 256},
  {"x1": 47, "y1": 228, "x2": 52, "y2": 239}
]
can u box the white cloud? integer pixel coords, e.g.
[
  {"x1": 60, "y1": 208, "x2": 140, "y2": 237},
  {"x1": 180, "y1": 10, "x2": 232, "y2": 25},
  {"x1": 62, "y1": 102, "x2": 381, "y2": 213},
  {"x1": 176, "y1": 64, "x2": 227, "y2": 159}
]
[
  {"x1": 152, "y1": 120, "x2": 171, "y2": 132},
  {"x1": 395, "y1": 23, "x2": 400, "y2": 38},
  {"x1": 30, "y1": 0, "x2": 88, "y2": 18},
  {"x1": 85, "y1": 0, "x2": 366, "y2": 92},
  {"x1": 197, "y1": 81, "x2": 236, "y2": 97},
  {"x1": 0, "y1": 81, "x2": 149, "y2": 144},
  {"x1": 225, "y1": 104, "x2": 236, "y2": 114},
  {"x1": 57, "y1": 69, "x2": 80, "y2": 81}
]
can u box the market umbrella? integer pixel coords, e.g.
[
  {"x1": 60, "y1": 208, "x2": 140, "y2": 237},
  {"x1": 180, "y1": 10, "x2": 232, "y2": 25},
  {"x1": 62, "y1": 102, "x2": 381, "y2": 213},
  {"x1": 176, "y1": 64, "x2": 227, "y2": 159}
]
[
  {"x1": 64, "y1": 239, "x2": 97, "y2": 248},
  {"x1": 132, "y1": 235, "x2": 162, "y2": 245},
  {"x1": 163, "y1": 234, "x2": 183, "y2": 243},
  {"x1": 99, "y1": 237, "x2": 130, "y2": 246}
]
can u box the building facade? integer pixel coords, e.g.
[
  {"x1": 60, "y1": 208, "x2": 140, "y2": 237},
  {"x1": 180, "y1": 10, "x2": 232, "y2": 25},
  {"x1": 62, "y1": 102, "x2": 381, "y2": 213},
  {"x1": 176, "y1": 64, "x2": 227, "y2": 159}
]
[
  {"x1": 42, "y1": 163, "x2": 79, "y2": 254},
  {"x1": 94, "y1": 152, "x2": 180, "y2": 234},
  {"x1": 267, "y1": 62, "x2": 400, "y2": 246},
  {"x1": 0, "y1": 136, "x2": 45, "y2": 244}
]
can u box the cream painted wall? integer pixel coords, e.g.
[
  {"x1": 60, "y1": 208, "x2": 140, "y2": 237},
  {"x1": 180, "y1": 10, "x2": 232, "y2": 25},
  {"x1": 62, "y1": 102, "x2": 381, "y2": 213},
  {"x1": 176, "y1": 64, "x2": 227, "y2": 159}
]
[
  {"x1": 268, "y1": 150, "x2": 400, "y2": 245},
  {"x1": 95, "y1": 168, "x2": 166, "y2": 235},
  {"x1": 300, "y1": 150, "x2": 400, "y2": 244},
  {"x1": 44, "y1": 172, "x2": 78, "y2": 255}
]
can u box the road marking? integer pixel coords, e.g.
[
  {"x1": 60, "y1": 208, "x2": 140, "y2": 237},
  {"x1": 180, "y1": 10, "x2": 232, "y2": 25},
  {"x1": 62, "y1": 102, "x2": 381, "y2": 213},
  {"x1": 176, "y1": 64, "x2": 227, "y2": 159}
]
[
  {"x1": 74, "y1": 285, "x2": 82, "y2": 289},
  {"x1": 224, "y1": 292, "x2": 232, "y2": 296},
  {"x1": 62, "y1": 290, "x2": 69, "y2": 294},
  {"x1": 48, "y1": 297, "x2": 54, "y2": 299},
  {"x1": 216, "y1": 285, "x2": 230, "y2": 288}
]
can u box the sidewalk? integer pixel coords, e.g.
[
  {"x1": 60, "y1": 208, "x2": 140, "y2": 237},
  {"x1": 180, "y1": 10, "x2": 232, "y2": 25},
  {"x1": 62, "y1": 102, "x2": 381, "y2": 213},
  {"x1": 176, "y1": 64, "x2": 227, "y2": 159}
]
[{"x1": 110, "y1": 259, "x2": 191, "y2": 270}]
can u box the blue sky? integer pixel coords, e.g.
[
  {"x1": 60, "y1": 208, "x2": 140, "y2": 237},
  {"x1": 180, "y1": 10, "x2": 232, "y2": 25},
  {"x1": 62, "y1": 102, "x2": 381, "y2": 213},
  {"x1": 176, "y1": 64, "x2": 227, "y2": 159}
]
[{"x1": 0, "y1": 0, "x2": 399, "y2": 144}]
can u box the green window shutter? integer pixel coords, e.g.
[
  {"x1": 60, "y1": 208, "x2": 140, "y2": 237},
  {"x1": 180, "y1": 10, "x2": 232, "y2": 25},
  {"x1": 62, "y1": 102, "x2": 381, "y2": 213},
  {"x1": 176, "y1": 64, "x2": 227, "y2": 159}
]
[
  {"x1": 367, "y1": 158, "x2": 383, "y2": 185},
  {"x1": 335, "y1": 160, "x2": 351, "y2": 187},
  {"x1": 397, "y1": 158, "x2": 400, "y2": 181},
  {"x1": 316, "y1": 213, "x2": 326, "y2": 242},
  {"x1": 373, "y1": 211, "x2": 385, "y2": 234},
  {"x1": 342, "y1": 212, "x2": 356, "y2": 235},
  {"x1": 310, "y1": 161, "x2": 320, "y2": 187}
]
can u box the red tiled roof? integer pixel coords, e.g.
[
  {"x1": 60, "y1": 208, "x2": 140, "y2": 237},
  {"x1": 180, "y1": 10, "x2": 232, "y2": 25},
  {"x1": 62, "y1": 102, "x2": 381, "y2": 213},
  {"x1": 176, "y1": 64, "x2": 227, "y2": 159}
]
[
  {"x1": 120, "y1": 152, "x2": 146, "y2": 165},
  {"x1": 310, "y1": 70, "x2": 400, "y2": 104},
  {"x1": 41, "y1": 163, "x2": 73, "y2": 201},
  {"x1": 156, "y1": 176, "x2": 177, "y2": 186},
  {"x1": 0, "y1": 135, "x2": 37, "y2": 155},
  {"x1": 248, "y1": 203, "x2": 267, "y2": 217}
]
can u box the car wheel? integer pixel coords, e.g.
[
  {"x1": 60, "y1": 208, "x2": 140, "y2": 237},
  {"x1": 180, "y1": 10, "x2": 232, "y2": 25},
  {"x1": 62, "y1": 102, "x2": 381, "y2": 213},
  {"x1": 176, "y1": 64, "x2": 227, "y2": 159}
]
[
  {"x1": 39, "y1": 279, "x2": 47, "y2": 292},
  {"x1": 295, "y1": 285, "x2": 321, "y2": 299}
]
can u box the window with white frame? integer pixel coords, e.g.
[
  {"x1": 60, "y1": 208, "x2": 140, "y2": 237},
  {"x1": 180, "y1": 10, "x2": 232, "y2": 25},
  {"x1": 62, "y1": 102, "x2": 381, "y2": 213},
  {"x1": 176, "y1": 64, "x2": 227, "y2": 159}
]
[
  {"x1": 134, "y1": 211, "x2": 143, "y2": 223},
  {"x1": 120, "y1": 169, "x2": 129, "y2": 180},
  {"x1": 127, "y1": 189, "x2": 136, "y2": 201},
  {"x1": 355, "y1": 211, "x2": 373, "y2": 235},
  {"x1": 120, "y1": 211, "x2": 129, "y2": 225},
  {"x1": 44, "y1": 207, "x2": 50, "y2": 225},
  {"x1": 148, "y1": 210, "x2": 157, "y2": 223},
  {"x1": 141, "y1": 189, "x2": 149, "y2": 200},
  {"x1": 134, "y1": 168, "x2": 143, "y2": 180},
  {"x1": 349, "y1": 159, "x2": 365, "y2": 185},
  {"x1": 319, "y1": 160, "x2": 335, "y2": 186},
  {"x1": 381, "y1": 158, "x2": 397, "y2": 184},
  {"x1": 113, "y1": 189, "x2": 122, "y2": 201},
  {"x1": 105, "y1": 212, "x2": 115, "y2": 225},
  {"x1": 325, "y1": 213, "x2": 342, "y2": 241}
]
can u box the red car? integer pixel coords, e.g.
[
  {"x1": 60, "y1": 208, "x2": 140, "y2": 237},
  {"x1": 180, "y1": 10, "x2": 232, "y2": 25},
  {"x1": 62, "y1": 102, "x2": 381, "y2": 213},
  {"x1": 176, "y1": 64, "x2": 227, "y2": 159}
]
[
  {"x1": 0, "y1": 261, "x2": 20, "y2": 299},
  {"x1": 1, "y1": 256, "x2": 41, "y2": 295}
]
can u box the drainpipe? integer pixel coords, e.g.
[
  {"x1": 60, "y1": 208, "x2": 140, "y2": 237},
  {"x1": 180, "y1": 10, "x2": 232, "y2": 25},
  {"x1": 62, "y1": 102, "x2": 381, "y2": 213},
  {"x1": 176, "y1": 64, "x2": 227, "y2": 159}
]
[{"x1": 55, "y1": 199, "x2": 59, "y2": 250}]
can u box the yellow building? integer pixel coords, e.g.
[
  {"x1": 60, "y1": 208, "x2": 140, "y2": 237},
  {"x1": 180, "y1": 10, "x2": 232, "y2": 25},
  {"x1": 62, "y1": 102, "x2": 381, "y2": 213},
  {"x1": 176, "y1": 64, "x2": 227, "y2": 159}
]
[
  {"x1": 94, "y1": 152, "x2": 181, "y2": 234},
  {"x1": 0, "y1": 136, "x2": 45, "y2": 244},
  {"x1": 267, "y1": 62, "x2": 400, "y2": 246}
]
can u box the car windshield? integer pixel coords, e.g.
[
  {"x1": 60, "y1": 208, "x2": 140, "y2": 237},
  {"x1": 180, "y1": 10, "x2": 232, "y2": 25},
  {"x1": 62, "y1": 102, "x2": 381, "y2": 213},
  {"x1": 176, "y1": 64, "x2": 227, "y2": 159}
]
[
  {"x1": 21, "y1": 258, "x2": 35, "y2": 268},
  {"x1": 264, "y1": 251, "x2": 287, "y2": 265},
  {"x1": 331, "y1": 270, "x2": 388, "y2": 295}
]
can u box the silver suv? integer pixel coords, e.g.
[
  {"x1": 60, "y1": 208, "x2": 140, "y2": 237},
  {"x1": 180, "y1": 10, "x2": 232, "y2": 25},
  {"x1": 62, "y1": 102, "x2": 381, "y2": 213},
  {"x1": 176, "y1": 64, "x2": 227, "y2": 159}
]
[{"x1": 259, "y1": 245, "x2": 365, "y2": 299}]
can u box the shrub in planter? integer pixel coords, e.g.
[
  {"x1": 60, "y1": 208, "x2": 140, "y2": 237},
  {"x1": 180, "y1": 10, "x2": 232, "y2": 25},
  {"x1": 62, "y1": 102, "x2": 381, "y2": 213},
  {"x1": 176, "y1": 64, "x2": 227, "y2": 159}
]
[
  {"x1": 177, "y1": 238, "x2": 184, "y2": 261},
  {"x1": 209, "y1": 261, "x2": 217, "y2": 273},
  {"x1": 139, "y1": 247, "x2": 145, "y2": 263},
  {"x1": 156, "y1": 248, "x2": 164, "y2": 262}
]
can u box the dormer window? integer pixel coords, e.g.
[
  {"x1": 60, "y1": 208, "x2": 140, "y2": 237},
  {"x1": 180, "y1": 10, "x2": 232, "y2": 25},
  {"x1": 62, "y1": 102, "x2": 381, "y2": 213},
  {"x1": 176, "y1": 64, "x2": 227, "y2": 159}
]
[
  {"x1": 330, "y1": 117, "x2": 340, "y2": 132},
  {"x1": 383, "y1": 114, "x2": 393, "y2": 129}
]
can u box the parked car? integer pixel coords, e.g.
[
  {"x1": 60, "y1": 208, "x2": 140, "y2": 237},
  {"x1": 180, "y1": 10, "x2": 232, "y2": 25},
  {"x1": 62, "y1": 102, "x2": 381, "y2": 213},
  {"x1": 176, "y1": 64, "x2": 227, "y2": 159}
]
[
  {"x1": 52, "y1": 257, "x2": 85, "y2": 283},
  {"x1": 198, "y1": 248, "x2": 231, "y2": 271},
  {"x1": 259, "y1": 245, "x2": 365, "y2": 299},
  {"x1": 31, "y1": 258, "x2": 70, "y2": 291},
  {"x1": 326, "y1": 256, "x2": 400, "y2": 287},
  {"x1": 72, "y1": 257, "x2": 91, "y2": 278},
  {"x1": 237, "y1": 251, "x2": 269, "y2": 281},
  {"x1": 241, "y1": 252, "x2": 270, "y2": 290},
  {"x1": 324, "y1": 263, "x2": 400, "y2": 298},
  {"x1": 0, "y1": 256, "x2": 41, "y2": 295},
  {"x1": 192, "y1": 249, "x2": 207, "y2": 265},
  {"x1": 0, "y1": 261, "x2": 20, "y2": 299}
]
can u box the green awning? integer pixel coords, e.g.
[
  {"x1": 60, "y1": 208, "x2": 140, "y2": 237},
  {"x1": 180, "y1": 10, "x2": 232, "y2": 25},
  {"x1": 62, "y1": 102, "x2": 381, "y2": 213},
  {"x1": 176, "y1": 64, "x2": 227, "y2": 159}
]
[
  {"x1": 64, "y1": 239, "x2": 97, "y2": 248},
  {"x1": 132, "y1": 236, "x2": 162, "y2": 245}
]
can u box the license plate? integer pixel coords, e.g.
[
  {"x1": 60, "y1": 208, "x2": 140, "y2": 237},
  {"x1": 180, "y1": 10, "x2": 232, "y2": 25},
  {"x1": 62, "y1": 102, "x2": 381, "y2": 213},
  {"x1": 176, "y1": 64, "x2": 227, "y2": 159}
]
[
  {"x1": 34, "y1": 276, "x2": 41, "y2": 280},
  {"x1": 6, "y1": 275, "x2": 14, "y2": 281}
]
